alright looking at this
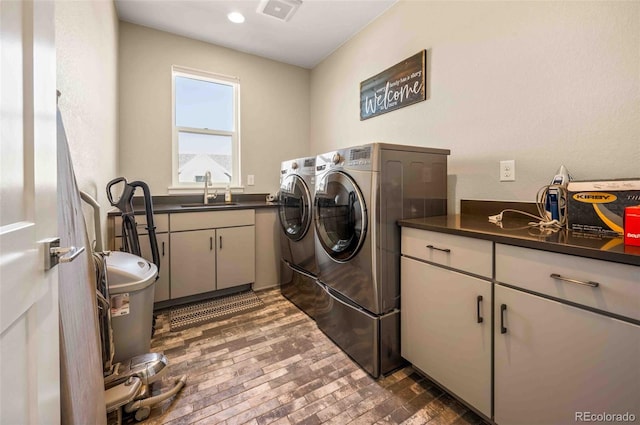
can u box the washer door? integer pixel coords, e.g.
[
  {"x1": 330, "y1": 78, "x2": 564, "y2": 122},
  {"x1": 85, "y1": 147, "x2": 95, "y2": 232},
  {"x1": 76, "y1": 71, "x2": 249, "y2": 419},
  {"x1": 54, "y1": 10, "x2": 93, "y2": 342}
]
[
  {"x1": 314, "y1": 170, "x2": 367, "y2": 262},
  {"x1": 278, "y1": 175, "x2": 312, "y2": 241}
]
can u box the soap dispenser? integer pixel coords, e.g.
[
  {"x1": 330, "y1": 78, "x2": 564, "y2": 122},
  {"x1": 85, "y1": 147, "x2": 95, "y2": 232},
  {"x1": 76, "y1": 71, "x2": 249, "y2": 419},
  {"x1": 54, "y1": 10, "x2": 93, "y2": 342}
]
[{"x1": 225, "y1": 184, "x2": 232, "y2": 203}]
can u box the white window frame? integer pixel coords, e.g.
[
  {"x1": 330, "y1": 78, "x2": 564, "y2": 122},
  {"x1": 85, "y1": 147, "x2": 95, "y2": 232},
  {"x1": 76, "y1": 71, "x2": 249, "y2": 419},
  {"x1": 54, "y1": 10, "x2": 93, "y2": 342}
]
[{"x1": 170, "y1": 65, "x2": 241, "y2": 191}]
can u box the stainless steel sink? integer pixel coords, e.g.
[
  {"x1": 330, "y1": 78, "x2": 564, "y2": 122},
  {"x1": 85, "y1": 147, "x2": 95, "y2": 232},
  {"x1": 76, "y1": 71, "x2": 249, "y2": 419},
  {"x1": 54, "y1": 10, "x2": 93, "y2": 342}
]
[{"x1": 180, "y1": 202, "x2": 238, "y2": 208}]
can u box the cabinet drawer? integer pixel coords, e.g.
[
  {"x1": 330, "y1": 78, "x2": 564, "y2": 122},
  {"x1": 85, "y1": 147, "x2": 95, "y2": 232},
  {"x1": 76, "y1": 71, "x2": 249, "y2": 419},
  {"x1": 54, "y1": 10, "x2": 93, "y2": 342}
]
[
  {"x1": 401, "y1": 228, "x2": 492, "y2": 278},
  {"x1": 170, "y1": 209, "x2": 255, "y2": 232},
  {"x1": 496, "y1": 244, "x2": 640, "y2": 321},
  {"x1": 114, "y1": 213, "x2": 169, "y2": 236}
]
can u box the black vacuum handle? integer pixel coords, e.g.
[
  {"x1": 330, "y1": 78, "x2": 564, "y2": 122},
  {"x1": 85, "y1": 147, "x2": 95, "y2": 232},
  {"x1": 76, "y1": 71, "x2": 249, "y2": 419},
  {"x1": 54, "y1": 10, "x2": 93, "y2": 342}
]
[
  {"x1": 106, "y1": 178, "x2": 161, "y2": 274},
  {"x1": 128, "y1": 180, "x2": 160, "y2": 272},
  {"x1": 106, "y1": 177, "x2": 133, "y2": 212}
]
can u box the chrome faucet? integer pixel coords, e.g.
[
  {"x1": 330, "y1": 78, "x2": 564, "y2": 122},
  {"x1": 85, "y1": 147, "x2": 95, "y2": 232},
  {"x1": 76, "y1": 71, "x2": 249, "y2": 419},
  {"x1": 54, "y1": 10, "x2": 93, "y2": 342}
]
[{"x1": 203, "y1": 171, "x2": 217, "y2": 204}]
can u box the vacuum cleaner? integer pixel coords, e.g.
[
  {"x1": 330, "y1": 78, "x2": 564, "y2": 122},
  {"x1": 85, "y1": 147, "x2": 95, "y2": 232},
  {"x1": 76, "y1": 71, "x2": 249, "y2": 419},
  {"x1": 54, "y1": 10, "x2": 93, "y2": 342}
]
[
  {"x1": 106, "y1": 177, "x2": 160, "y2": 269},
  {"x1": 95, "y1": 251, "x2": 186, "y2": 423},
  {"x1": 81, "y1": 188, "x2": 186, "y2": 423}
]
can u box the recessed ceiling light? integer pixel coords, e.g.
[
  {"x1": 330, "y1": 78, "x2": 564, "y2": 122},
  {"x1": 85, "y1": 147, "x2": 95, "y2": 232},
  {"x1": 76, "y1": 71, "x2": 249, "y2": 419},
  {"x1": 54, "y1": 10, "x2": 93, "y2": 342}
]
[{"x1": 227, "y1": 12, "x2": 245, "y2": 24}]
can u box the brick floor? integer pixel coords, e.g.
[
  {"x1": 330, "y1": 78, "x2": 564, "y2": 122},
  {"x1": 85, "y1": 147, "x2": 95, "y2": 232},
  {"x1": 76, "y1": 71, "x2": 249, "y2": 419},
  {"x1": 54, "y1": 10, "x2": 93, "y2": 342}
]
[{"x1": 138, "y1": 289, "x2": 488, "y2": 425}]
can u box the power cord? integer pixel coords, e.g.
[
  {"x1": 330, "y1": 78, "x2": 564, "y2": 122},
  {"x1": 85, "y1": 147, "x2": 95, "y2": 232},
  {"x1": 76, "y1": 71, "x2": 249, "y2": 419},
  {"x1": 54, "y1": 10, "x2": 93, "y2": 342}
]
[{"x1": 488, "y1": 184, "x2": 569, "y2": 230}]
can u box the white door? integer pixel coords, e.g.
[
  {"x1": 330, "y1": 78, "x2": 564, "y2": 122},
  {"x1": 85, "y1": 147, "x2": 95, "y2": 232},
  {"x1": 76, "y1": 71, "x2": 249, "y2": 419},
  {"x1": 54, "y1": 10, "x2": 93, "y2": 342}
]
[{"x1": 0, "y1": 1, "x2": 60, "y2": 423}]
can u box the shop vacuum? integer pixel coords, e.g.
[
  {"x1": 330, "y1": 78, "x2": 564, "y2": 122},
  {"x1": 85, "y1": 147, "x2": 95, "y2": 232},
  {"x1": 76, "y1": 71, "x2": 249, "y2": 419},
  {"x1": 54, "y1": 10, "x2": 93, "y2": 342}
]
[{"x1": 81, "y1": 179, "x2": 185, "y2": 424}]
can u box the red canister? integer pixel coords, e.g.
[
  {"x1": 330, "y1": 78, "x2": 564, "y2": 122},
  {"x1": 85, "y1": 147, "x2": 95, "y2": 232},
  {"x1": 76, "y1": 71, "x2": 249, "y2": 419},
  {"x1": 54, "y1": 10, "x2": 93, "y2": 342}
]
[{"x1": 624, "y1": 206, "x2": 640, "y2": 247}]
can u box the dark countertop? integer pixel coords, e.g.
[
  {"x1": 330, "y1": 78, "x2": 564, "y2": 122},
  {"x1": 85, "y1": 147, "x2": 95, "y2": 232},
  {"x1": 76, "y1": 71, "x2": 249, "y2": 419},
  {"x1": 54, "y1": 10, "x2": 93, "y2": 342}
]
[
  {"x1": 107, "y1": 194, "x2": 278, "y2": 216},
  {"x1": 399, "y1": 214, "x2": 640, "y2": 267}
]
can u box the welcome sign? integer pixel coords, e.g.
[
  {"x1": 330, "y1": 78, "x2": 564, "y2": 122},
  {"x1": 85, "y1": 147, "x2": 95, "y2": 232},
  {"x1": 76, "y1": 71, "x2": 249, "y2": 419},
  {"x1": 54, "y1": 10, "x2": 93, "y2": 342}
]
[{"x1": 360, "y1": 50, "x2": 426, "y2": 120}]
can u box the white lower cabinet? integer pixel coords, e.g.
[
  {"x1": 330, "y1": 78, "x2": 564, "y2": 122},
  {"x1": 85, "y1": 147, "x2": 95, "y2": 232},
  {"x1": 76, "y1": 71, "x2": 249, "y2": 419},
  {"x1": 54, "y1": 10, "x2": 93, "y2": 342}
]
[
  {"x1": 216, "y1": 226, "x2": 255, "y2": 290},
  {"x1": 169, "y1": 209, "x2": 256, "y2": 299},
  {"x1": 111, "y1": 209, "x2": 257, "y2": 303},
  {"x1": 494, "y1": 285, "x2": 640, "y2": 425},
  {"x1": 170, "y1": 225, "x2": 256, "y2": 298},
  {"x1": 170, "y1": 229, "x2": 216, "y2": 299},
  {"x1": 153, "y1": 233, "x2": 170, "y2": 301},
  {"x1": 401, "y1": 256, "x2": 492, "y2": 417},
  {"x1": 402, "y1": 228, "x2": 640, "y2": 424}
]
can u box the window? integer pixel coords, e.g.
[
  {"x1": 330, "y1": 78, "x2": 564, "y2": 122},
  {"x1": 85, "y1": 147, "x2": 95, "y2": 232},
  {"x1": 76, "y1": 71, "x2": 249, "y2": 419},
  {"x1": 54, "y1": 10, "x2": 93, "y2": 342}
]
[{"x1": 172, "y1": 66, "x2": 240, "y2": 188}]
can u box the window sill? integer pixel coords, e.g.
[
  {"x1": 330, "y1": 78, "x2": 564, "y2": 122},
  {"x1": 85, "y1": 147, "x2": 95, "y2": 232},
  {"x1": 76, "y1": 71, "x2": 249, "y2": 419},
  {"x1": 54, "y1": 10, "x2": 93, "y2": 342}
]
[{"x1": 168, "y1": 185, "x2": 245, "y2": 195}]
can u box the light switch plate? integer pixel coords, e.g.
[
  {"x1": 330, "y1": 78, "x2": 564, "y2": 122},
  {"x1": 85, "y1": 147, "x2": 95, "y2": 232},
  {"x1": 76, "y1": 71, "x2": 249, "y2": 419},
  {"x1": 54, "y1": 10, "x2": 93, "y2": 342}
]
[{"x1": 247, "y1": 174, "x2": 255, "y2": 186}]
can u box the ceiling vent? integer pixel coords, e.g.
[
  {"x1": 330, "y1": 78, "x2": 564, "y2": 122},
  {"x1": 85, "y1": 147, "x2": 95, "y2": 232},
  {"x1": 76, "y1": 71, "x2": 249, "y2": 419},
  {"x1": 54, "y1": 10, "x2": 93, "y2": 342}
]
[{"x1": 257, "y1": 0, "x2": 302, "y2": 22}]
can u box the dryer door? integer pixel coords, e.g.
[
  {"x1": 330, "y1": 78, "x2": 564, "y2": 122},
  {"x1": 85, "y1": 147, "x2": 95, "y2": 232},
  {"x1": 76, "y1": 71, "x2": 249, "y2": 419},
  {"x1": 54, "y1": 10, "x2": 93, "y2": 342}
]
[
  {"x1": 314, "y1": 170, "x2": 367, "y2": 262},
  {"x1": 278, "y1": 174, "x2": 312, "y2": 241}
]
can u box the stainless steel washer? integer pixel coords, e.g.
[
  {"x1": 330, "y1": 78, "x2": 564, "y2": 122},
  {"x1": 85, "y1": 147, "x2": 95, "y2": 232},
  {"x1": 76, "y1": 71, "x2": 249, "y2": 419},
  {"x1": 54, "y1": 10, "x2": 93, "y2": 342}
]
[
  {"x1": 314, "y1": 143, "x2": 449, "y2": 377},
  {"x1": 278, "y1": 157, "x2": 321, "y2": 318}
]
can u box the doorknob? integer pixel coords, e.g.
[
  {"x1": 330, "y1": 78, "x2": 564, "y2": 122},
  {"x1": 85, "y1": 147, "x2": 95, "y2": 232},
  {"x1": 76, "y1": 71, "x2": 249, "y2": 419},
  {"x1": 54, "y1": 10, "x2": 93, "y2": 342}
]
[{"x1": 44, "y1": 237, "x2": 86, "y2": 270}]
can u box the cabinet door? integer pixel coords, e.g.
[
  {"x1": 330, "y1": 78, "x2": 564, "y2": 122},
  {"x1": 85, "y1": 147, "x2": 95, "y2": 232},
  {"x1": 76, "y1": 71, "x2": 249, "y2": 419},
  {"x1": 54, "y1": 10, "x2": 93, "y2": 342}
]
[
  {"x1": 401, "y1": 257, "x2": 492, "y2": 417},
  {"x1": 216, "y1": 226, "x2": 255, "y2": 290},
  {"x1": 145, "y1": 233, "x2": 169, "y2": 302},
  {"x1": 494, "y1": 285, "x2": 640, "y2": 425},
  {"x1": 114, "y1": 233, "x2": 170, "y2": 303},
  {"x1": 170, "y1": 230, "x2": 216, "y2": 299}
]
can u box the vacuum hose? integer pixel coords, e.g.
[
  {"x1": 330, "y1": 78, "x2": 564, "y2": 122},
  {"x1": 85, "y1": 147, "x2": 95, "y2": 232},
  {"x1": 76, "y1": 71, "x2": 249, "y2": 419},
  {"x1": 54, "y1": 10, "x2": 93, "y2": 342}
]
[{"x1": 124, "y1": 374, "x2": 187, "y2": 412}]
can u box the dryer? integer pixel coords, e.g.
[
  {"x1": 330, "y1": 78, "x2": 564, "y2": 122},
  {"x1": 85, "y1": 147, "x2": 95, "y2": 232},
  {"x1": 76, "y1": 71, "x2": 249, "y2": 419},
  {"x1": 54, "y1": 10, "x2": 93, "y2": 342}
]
[
  {"x1": 278, "y1": 157, "x2": 321, "y2": 319},
  {"x1": 313, "y1": 143, "x2": 449, "y2": 377}
]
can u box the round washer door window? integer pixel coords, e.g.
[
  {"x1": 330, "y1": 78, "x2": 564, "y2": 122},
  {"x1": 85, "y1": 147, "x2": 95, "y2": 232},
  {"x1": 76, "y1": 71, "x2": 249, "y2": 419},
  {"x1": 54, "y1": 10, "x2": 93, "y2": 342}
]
[
  {"x1": 314, "y1": 170, "x2": 367, "y2": 262},
  {"x1": 278, "y1": 174, "x2": 312, "y2": 241}
]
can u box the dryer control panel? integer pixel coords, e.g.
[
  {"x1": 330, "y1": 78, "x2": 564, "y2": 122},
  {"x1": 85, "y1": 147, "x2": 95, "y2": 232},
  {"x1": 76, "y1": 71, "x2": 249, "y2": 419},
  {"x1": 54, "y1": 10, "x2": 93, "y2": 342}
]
[{"x1": 347, "y1": 146, "x2": 372, "y2": 167}]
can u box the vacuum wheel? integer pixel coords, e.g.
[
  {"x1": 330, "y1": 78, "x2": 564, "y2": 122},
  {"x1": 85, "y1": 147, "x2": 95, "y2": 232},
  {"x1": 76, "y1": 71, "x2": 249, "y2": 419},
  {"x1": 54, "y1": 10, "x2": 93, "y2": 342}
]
[{"x1": 134, "y1": 407, "x2": 151, "y2": 422}]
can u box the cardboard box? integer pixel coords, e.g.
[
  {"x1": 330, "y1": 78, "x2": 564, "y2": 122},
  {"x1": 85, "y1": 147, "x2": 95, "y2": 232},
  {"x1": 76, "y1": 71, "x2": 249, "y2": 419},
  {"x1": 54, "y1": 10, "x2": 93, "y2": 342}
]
[
  {"x1": 624, "y1": 206, "x2": 640, "y2": 246},
  {"x1": 567, "y1": 179, "x2": 640, "y2": 235}
]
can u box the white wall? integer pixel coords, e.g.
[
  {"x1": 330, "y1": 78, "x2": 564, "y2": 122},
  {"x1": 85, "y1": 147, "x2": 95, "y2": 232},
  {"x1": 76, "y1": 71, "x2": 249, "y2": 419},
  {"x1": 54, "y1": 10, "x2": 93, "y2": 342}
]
[
  {"x1": 118, "y1": 22, "x2": 310, "y2": 196},
  {"x1": 310, "y1": 1, "x2": 640, "y2": 213},
  {"x1": 56, "y1": 0, "x2": 119, "y2": 247}
]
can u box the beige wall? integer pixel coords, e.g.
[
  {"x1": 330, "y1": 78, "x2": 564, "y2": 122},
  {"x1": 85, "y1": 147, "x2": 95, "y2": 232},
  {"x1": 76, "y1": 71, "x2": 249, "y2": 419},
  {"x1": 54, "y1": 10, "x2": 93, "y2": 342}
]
[
  {"x1": 118, "y1": 22, "x2": 310, "y2": 196},
  {"x1": 56, "y1": 0, "x2": 119, "y2": 248},
  {"x1": 310, "y1": 1, "x2": 640, "y2": 213},
  {"x1": 254, "y1": 209, "x2": 280, "y2": 290}
]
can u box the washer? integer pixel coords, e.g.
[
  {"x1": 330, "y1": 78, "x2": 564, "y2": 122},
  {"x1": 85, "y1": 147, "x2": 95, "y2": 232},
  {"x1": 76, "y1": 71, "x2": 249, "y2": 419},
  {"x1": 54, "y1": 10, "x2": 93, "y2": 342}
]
[
  {"x1": 313, "y1": 143, "x2": 450, "y2": 377},
  {"x1": 278, "y1": 156, "x2": 321, "y2": 318}
]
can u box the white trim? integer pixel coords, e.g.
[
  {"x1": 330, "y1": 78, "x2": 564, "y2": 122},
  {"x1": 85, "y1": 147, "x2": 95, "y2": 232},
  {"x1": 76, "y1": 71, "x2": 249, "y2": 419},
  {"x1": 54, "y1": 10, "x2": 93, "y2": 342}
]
[{"x1": 172, "y1": 64, "x2": 239, "y2": 84}]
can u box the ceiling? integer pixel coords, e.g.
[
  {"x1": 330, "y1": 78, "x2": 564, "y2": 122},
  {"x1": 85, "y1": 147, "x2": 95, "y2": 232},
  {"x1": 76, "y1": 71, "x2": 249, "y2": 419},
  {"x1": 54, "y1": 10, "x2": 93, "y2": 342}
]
[{"x1": 115, "y1": 0, "x2": 397, "y2": 69}]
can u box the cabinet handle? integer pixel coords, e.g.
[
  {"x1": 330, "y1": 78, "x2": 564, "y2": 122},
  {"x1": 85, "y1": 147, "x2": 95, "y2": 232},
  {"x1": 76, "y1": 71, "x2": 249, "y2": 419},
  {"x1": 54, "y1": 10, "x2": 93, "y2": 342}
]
[
  {"x1": 550, "y1": 273, "x2": 599, "y2": 288},
  {"x1": 219, "y1": 235, "x2": 222, "y2": 250},
  {"x1": 210, "y1": 236, "x2": 213, "y2": 250},
  {"x1": 426, "y1": 244, "x2": 451, "y2": 253},
  {"x1": 500, "y1": 304, "x2": 507, "y2": 334},
  {"x1": 476, "y1": 295, "x2": 484, "y2": 323},
  {"x1": 162, "y1": 241, "x2": 165, "y2": 257}
]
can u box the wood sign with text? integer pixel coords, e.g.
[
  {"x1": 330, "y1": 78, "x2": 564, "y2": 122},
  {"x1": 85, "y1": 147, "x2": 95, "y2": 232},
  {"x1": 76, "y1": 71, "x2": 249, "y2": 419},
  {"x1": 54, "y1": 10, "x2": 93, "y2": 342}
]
[{"x1": 360, "y1": 50, "x2": 426, "y2": 120}]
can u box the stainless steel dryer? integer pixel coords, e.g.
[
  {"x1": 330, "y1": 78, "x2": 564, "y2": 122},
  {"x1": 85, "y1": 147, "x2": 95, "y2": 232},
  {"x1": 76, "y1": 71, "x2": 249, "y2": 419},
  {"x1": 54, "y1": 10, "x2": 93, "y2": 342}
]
[
  {"x1": 314, "y1": 143, "x2": 449, "y2": 377},
  {"x1": 278, "y1": 157, "x2": 321, "y2": 319}
]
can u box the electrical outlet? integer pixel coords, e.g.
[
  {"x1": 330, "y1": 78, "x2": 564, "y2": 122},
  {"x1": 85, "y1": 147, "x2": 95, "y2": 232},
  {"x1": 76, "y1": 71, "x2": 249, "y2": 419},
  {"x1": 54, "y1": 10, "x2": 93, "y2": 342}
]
[
  {"x1": 247, "y1": 174, "x2": 255, "y2": 186},
  {"x1": 500, "y1": 160, "x2": 515, "y2": 182}
]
